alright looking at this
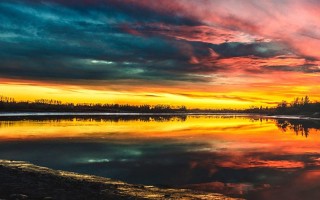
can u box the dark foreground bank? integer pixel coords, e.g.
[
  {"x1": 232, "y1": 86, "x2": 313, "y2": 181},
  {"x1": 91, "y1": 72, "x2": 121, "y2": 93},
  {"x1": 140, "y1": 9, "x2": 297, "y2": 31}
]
[{"x1": 0, "y1": 160, "x2": 242, "y2": 200}]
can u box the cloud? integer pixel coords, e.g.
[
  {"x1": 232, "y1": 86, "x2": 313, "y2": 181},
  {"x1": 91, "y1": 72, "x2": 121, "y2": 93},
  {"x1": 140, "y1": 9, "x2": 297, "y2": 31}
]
[
  {"x1": 263, "y1": 64, "x2": 320, "y2": 73},
  {"x1": 0, "y1": 0, "x2": 319, "y2": 89}
]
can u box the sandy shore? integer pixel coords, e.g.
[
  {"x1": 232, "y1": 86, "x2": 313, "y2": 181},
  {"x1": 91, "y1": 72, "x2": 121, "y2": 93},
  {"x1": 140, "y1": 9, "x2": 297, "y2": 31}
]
[{"x1": 0, "y1": 160, "x2": 242, "y2": 200}]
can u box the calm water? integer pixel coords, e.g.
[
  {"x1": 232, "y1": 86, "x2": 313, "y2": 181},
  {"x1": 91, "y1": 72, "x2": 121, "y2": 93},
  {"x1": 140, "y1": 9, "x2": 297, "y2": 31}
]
[{"x1": 0, "y1": 114, "x2": 320, "y2": 199}]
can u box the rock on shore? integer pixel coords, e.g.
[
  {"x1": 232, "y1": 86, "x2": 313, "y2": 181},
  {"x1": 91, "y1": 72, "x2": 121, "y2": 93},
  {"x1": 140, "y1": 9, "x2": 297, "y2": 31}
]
[{"x1": 0, "y1": 160, "x2": 243, "y2": 200}]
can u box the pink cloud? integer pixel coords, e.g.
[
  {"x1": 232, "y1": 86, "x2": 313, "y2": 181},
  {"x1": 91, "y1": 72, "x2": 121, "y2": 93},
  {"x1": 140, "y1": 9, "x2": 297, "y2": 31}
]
[
  {"x1": 124, "y1": 23, "x2": 262, "y2": 44},
  {"x1": 126, "y1": 0, "x2": 320, "y2": 59}
]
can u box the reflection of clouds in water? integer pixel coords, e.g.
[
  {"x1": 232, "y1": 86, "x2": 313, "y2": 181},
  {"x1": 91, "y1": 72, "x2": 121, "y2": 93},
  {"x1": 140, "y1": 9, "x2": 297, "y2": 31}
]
[
  {"x1": 248, "y1": 170, "x2": 320, "y2": 200},
  {"x1": 184, "y1": 181, "x2": 260, "y2": 196},
  {"x1": 87, "y1": 158, "x2": 110, "y2": 163},
  {"x1": 0, "y1": 116, "x2": 320, "y2": 199},
  {"x1": 1, "y1": 139, "x2": 320, "y2": 199},
  {"x1": 217, "y1": 157, "x2": 304, "y2": 169}
]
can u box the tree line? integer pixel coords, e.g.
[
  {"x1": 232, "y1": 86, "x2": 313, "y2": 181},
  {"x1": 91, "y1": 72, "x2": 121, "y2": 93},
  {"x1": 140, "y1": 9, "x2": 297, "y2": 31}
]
[
  {"x1": 0, "y1": 96, "x2": 187, "y2": 113},
  {"x1": 0, "y1": 95, "x2": 319, "y2": 115},
  {"x1": 245, "y1": 96, "x2": 320, "y2": 116}
]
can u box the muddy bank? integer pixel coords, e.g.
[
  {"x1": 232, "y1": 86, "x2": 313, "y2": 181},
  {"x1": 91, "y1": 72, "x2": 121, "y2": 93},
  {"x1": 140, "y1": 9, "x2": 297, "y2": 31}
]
[{"x1": 0, "y1": 160, "x2": 242, "y2": 200}]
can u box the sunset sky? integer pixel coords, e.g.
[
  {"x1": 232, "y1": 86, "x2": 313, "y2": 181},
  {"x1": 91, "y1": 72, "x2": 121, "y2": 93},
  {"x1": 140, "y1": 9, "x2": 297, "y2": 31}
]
[{"x1": 0, "y1": 0, "x2": 319, "y2": 108}]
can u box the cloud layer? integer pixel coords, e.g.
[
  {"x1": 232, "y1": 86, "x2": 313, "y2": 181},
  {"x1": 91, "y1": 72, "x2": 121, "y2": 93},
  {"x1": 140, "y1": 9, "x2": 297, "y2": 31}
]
[{"x1": 0, "y1": 0, "x2": 319, "y2": 106}]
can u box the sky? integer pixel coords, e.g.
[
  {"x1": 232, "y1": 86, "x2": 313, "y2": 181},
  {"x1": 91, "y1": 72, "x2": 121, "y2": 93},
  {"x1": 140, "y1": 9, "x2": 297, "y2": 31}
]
[{"x1": 0, "y1": 0, "x2": 320, "y2": 109}]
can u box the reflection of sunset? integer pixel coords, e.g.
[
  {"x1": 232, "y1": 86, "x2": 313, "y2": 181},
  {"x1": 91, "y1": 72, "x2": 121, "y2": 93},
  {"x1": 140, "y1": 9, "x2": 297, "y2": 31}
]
[
  {"x1": 0, "y1": 116, "x2": 319, "y2": 153},
  {"x1": 1, "y1": 116, "x2": 320, "y2": 199},
  {"x1": 0, "y1": 116, "x2": 274, "y2": 140}
]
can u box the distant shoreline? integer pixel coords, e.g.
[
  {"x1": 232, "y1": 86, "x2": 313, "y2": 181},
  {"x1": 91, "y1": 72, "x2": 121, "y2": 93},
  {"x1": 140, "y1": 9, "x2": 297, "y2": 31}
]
[
  {"x1": 0, "y1": 112, "x2": 251, "y2": 116},
  {"x1": 0, "y1": 112, "x2": 319, "y2": 120}
]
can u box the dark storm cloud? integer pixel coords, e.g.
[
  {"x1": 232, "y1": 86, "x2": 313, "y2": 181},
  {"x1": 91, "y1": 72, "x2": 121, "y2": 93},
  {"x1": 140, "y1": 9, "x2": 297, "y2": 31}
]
[
  {"x1": 0, "y1": 0, "x2": 205, "y2": 82},
  {"x1": 0, "y1": 0, "x2": 298, "y2": 84},
  {"x1": 263, "y1": 64, "x2": 320, "y2": 73},
  {"x1": 213, "y1": 42, "x2": 289, "y2": 58}
]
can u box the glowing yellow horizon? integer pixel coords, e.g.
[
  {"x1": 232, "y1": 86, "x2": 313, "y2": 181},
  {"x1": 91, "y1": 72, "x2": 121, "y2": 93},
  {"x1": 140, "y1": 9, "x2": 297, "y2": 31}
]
[{"x1": 1, "y1": 78, "x2": 319, "y2": 109}]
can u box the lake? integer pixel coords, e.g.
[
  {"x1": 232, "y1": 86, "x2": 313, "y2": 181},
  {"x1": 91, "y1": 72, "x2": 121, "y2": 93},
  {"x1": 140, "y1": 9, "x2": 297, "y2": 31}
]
[{"x1": 0, "y1": 114, "x2": 319, "y2": 199}]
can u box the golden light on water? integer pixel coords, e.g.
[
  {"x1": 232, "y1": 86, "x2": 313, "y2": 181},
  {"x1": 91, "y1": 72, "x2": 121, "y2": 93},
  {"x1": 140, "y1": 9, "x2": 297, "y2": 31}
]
[
  {"x1": 1, "y1": 115, "x2": 320, "y2": 199},
  {"x1": 0, "y1": 116, "x2": 318, "y2": 154}
]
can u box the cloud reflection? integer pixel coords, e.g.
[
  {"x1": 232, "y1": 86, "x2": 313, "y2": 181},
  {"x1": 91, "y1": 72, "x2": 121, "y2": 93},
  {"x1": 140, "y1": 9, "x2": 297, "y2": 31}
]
[{"x1": 0, "y1": 116, "x2": 320, "y2": 199}]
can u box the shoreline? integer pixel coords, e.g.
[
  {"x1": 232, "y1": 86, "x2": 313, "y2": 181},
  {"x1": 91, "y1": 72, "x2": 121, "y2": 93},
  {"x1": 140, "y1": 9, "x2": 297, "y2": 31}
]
[
  {"x1": 0, "y1": 160, "x2": 242, "y2": 200},
  {"x1": 0, "y1": 112, "x2": 254, "y2": 116},
  {"x1": 0, "y1": 112, "x2": 319, "y2": 121}
]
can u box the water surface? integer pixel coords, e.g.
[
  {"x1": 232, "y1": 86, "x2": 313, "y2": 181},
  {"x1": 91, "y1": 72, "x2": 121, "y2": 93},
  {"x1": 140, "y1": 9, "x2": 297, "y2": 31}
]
[{"x1": 0, "y1": 114, "x2": 319, "y2": 199}]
